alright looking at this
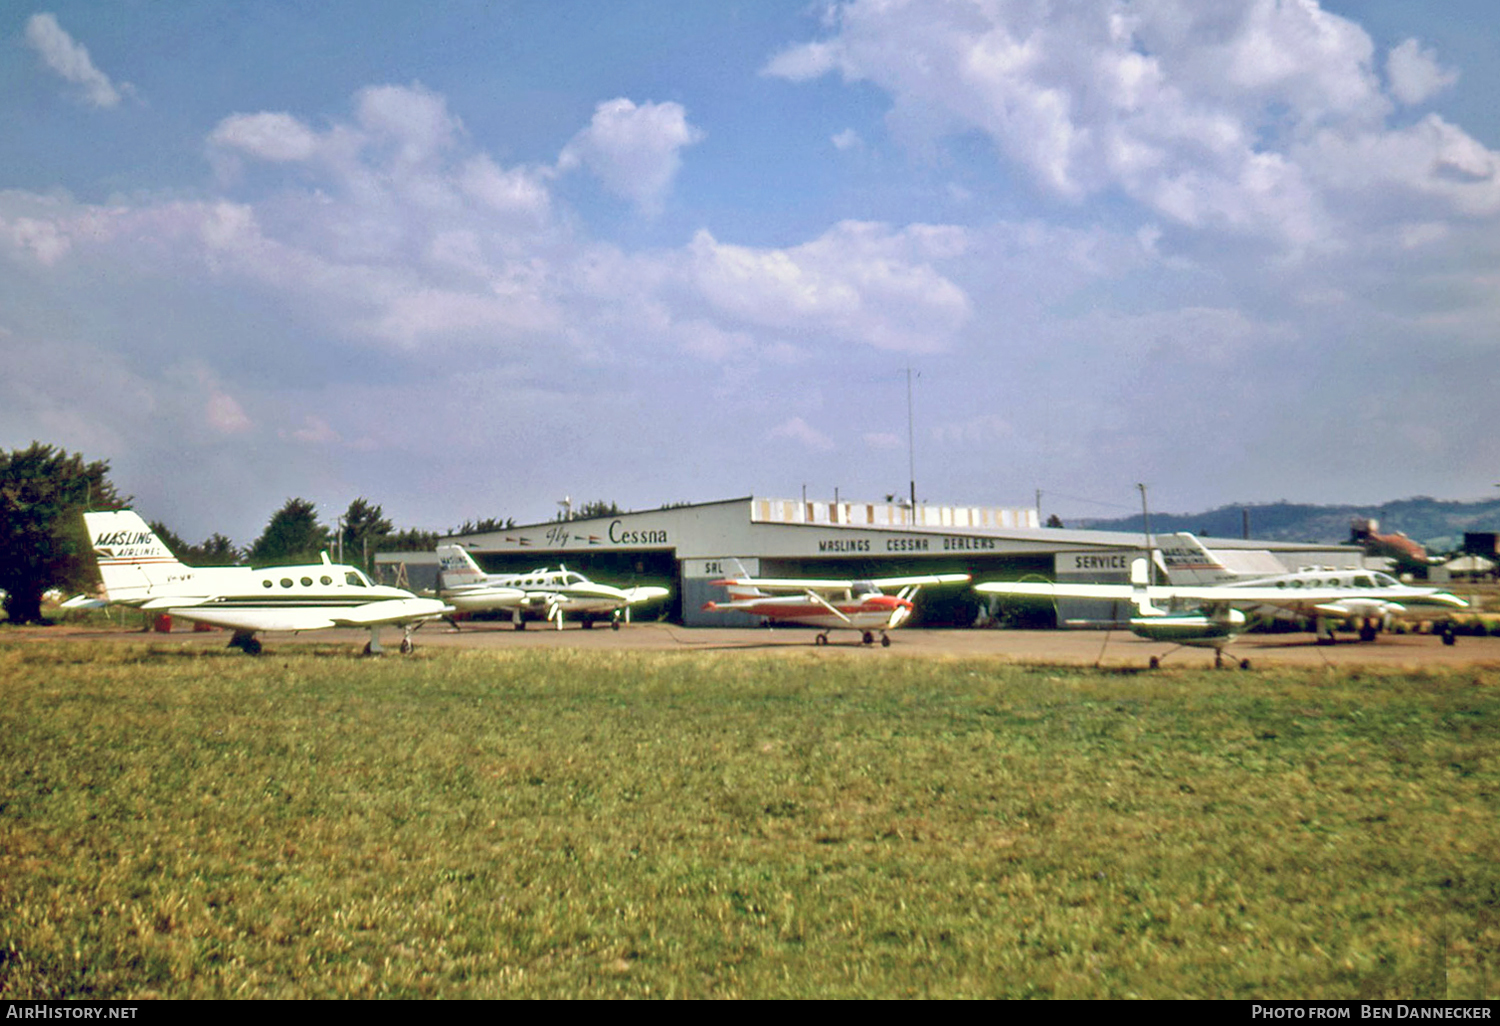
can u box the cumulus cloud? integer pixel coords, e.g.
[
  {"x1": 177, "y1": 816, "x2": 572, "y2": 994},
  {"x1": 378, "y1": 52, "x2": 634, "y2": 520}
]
[
  {"x1": 210, "y1": 112, "x2": 321, "y2": 163},
  {"x1": 765, "y1": 0, "x2": 1500, "y2": 250},
  {"x1": 1386, "y1": 38, "x2": 1459, "y2": 107},
  {"x1": 25, "y1": 13, "x2": 132, "y2": 108},
  {"x1": 558, "y1": 98, "x2": 704, "y2": 212},
  {"x1": 686, "y1": 221, "x2": 970, "y2": 352}
]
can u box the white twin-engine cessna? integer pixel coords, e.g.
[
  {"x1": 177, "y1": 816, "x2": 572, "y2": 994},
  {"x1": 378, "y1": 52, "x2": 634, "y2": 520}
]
[
  {"x1": 85, "y1": 510, "x2": 451, "y2": 655},
  {"x1": 436, "y1": 544, "x2": 669, "y2": 629},
  {"x1": 701, "y1": 570, "x2": 972, "y2": 646}
]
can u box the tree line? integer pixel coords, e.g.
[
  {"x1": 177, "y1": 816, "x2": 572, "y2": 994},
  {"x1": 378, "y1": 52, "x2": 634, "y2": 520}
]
[{"x1": 0, "y1": 442, "x2": 521, "y2": 624}]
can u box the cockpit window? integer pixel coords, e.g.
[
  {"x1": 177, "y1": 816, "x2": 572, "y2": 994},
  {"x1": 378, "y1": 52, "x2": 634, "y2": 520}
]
[
  {"x1": 1373, "y1": 572, "x2": 1399, "y2": 587},
  {"x1": 565, "y1": 573, "x2": 586, "y2": 586},
  {"x1": 852, "y1": 581, "x2": 879, "y2": 598},
  {"x1": 1354, "y1": 575, "x2": 1375, "y2": 588},
  {"x1": 345, "y1": 572, "x2": 369, "y2": 587}
]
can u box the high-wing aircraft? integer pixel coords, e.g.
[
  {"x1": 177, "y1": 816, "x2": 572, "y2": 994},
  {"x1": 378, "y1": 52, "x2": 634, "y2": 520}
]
[
  {"x1": 701, "y1": 569, "x2": 972, "y2": 646},
  {"x1": 85, "y1": 510, "x2": 450, "y2": 655},
  {"x1": 976, "y1": 554, "x2": 1468, "y2": 665},
  {"x1": 435, "y1": 544, "x2": 669, "y2": 629}
]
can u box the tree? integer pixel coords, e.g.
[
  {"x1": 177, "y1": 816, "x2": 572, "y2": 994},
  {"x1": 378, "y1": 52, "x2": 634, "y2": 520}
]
[
  {"x1": 0, "y1": 442, "x2": 124, "y2": 623},
  {"x1": 247, "y1": 498, "x2": 328, "y2": 566},
  {"x1": 339, "y1": 498, "x2": 393, "y2": 571},
  {"x1": 150, "y1": 521, "x2": 242, "y2": 566}
]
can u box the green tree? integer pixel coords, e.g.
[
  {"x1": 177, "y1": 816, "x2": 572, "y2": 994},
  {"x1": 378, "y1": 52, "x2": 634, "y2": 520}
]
[
  {"x1": 0, "y1": 442, "x2": 124, "y2": 623},
  {"x1": 247, "y1": 498, "x2": 328, "y2": 566},
  {"x1": 339, "y1": 498, "x2": 393, "y2": 571},
  {"x1": 150, "y1": 521, "x2": 242, "y2": 566}
]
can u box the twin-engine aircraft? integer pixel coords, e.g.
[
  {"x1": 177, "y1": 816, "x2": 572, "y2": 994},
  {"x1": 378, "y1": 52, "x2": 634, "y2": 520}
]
[
  {"x1": 1154, "y1": 532, "x2": 1469, "y2": 644},
  {"x1": 701, "y1": 570, "x2": 971, "y2": 646},
  {"x1": 85, "y1": 510, "x2": 450, "y2": 655},
  {"x1": 435, "y1": 544, "x2": 669, "y2": 629}
]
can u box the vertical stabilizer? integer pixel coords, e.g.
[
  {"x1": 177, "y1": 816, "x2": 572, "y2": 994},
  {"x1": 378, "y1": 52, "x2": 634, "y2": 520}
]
[
  {"x1": 437, "y1": 544, "x2": 487, "y2": 590},
  {"x1": 83, "y1": 510, "x2": 194, "y2": 603},
  {"x1": 1156, "y1": 533, "x2": 1238, "y2": 585}
]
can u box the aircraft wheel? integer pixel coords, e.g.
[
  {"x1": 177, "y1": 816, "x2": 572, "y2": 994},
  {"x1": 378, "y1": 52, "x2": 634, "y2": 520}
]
[
  {"x1": 881, "y1": 634, "x2": 891, "y2": 648},
  {"x1": 1359, "y1": 623, "x2": 1377, "y2": 642},
  {"x1": 363, "y1": 641, "x2": 375, "y2": 656},
  {"x1": 1149, "y1": 656, "x2": 1161, "y2": 670},
  {"x1": 515, "y1": 619, "x2": 526, "y2": 631},
  {"x1": 1443, "y1": 627, "x2": 1457, "y2": 646},
  {"x1": 612, "y1": 619, "x2": 621, "y2": 631},
  {"x1": 1239, "y1": 659, "x2": 1251, "y2": 670},
  {"x1": 243, "y1": 637, "x2": 262, "y2": 656},
  {"x1": 400, "y1": 638, "x2": 414, "y2": 655},
  {"x1": 815, "y1": 634, "x2": 828, "y2": 646},
  {"x1": 862, "y1": 631, "x2": 875, "y2": 645},
  {"x1": 581, "y1": 618, "x2": 593, "y2": 630}
]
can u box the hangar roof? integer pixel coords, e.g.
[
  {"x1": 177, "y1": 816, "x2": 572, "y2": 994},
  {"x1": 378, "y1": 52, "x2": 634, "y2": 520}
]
[{"x1": 446, "y1": 495, "x2": 1358, "y2": 563}]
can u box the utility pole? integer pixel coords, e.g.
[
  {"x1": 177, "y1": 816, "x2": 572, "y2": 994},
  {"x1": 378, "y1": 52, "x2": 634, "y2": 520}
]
[
  {"x1": 907, "y1": 367, "x2": 918, "y2": 521},
  {"x1": 1138, "y1": 483, "x2": 1154, "y2": 585}
]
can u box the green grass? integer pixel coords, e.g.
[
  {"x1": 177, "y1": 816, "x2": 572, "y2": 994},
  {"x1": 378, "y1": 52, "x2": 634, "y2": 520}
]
[{"x1": 2, "y1": 642, "x2": 1498, "y2": 998}]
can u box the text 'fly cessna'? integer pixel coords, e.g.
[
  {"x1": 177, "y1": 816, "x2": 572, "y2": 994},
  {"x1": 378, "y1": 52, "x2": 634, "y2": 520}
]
[
  {"x1": 701, "y1": 568, "x2": 971, "y2": 646},
  {"x1": 436, "y1": 544, "x2": 669, "y2": 629},
  {"x1": 86, "y1": 510, "x2": 450, "y2": 655}
]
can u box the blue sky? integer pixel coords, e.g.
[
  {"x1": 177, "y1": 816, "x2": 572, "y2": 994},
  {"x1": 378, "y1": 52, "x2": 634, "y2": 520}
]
[{"x1": 5, "y1": 1, "x2": 1500, "y2": 542}]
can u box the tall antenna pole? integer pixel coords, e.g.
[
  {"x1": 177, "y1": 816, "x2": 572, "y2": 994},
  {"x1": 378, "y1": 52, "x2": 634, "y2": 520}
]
[{"x1": 907, "y1": 367, "x2": 917, "y2": 522}]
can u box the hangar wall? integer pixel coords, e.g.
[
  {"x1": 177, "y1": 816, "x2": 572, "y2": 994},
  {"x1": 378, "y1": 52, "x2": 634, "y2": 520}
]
[{"x1": 391, "y1": 495, "x2": 1367, "y2": 628}]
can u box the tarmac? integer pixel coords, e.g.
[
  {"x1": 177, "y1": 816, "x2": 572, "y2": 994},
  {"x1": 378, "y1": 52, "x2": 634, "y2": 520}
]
[{"x1": 11, "y1": 620, "x2": 1500, "y2": 670}]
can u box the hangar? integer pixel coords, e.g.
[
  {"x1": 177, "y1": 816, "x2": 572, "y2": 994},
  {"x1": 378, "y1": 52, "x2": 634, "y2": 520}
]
[{"x1": 384, "y1": 495, "x2": 1364, "y2": 628}]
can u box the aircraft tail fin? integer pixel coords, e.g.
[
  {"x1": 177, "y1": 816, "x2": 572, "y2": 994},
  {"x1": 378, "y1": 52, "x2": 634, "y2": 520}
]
[
  {"x1": 83, "y1": 510, "x2": 193, "y2": 604},
  {"x1": 1156, "y1": 532, "x2": 1239, "y2": 585},
  {"x1": 436, "y1": 544, "x2": 487, "y2": 589}
]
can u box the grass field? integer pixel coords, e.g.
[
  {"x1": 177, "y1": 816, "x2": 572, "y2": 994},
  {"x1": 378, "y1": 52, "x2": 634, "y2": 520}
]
[{"x1": 1, "y1": 640, "x2": 1497, "y2": 999}]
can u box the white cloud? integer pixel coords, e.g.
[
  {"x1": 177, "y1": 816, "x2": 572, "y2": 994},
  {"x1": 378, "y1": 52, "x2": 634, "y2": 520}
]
[
  {"x1": 210, "y1": 112, "x2": 321, "y2": 163},
  {"x1": 765, "y1": 0, "x2": 1500, "y2": 251},
  {"x1": 25, "y1": 13, "x2": 131, "y2": 108},
  {"x1": 832, "y1": 128, "x2": 862, "y2": 150},
  {"x1": 1386, "y1": 39, "x2": 1458, "y2": 107},
  {"x1": 686, "y1": 221, "x2": 970, "y2": 352},
  {"x1": 558, "y1": 98, "x2": 704, "y2": 212},
  {"x1": 770, "y1": 416, "x2": 835, "y2": 452}
]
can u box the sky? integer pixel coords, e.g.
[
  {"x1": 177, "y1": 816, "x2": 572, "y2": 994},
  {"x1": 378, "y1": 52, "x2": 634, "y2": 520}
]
[{"x1": 5, "y1": 0, "x2": 1500, "y2": 543}]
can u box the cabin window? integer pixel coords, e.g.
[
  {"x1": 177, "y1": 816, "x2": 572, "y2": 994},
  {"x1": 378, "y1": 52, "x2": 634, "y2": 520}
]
[
  {"x1": 262, "y1": 580, "x2": 273, "y2": 589},
  {"x1": 280, "y1": 578, "x2": 293, "y2": 588},
  {"x1": 301, "y1": 577, "x2": 312, "y2": 587},
  {"x1": 320, "y1": 576, "x2": 332, "y2": 586},
  {"x1": 1354, "y1": 576, "x2": 1374, "y2": 588}
]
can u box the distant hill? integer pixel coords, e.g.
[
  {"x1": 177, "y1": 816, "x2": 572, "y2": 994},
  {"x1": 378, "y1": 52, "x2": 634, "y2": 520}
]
[{"x1": 1077, "y1": 497, "x2": 1500, "y2": 553}]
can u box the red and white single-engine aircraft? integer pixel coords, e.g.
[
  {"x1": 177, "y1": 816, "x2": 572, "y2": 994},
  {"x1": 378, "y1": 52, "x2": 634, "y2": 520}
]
[{"x1": 701, "y1": 569, "x2": 971, "y2": 646}]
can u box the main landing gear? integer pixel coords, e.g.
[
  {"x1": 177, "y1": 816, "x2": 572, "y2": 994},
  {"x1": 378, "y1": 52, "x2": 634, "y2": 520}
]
[
  {"x1": 362, "y1": 625, "x2": 419, "y2": 656},
  {"x1": 814, "y1": 631, "x2": 892, "y2": 647},
  {"x1": 228, "y1": 632, "x2": 262, "y2": 656},
  {"x1": 1148, "y1": 648, "x2": 1249, "y2": 670}
]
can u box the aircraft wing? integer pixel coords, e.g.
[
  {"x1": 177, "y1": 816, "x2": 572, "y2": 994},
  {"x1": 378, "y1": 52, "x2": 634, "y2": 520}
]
[
  {"x1": 144, "y1": 597, "x2": 451, "y2": 633},
  {"x1": 976, "y1": 581, "x2": 1467, "y2": 614},
  {"x1": 710, "y1": 577, "x2": 857, "y2": 592},
  {"x1": 975, "y1": 581, "x2": 1133, "y2": 600},
  {"x1": 329, "y1": 598, "x2": 453, "y2": 627},
  {"x1": 444, "y1": 585, "x2": 527, "y2": 611},
  {"x1": 621, "y1": 586, "x2": 670, "y2": 605},
  {"x1": 871, "y1": 573, "x2": 973, "y2": 588}
]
